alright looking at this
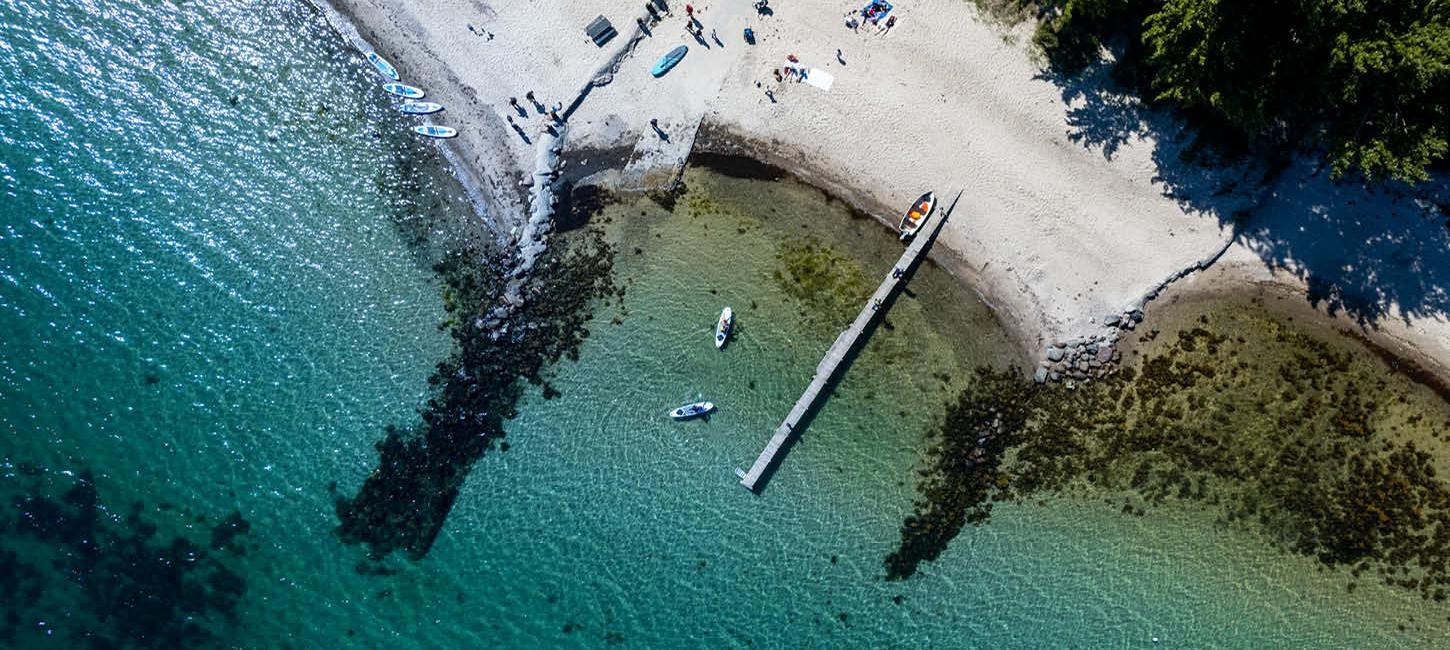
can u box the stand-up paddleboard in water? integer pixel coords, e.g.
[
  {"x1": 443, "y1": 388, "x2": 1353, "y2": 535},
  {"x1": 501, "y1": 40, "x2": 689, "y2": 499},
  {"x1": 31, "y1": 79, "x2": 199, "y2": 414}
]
[
  {"x1": 412, "y1": 125, "x2": 457, "y2": 139},
  {"x1": 367, "y1": 52, "x2": 399, "y2": 81},
  {"x1": 399, "y1": 101, "x2": 444, "y2": 115},
  {"x1": 383, "y1": 83, "x2": 424, "y2": 99}
]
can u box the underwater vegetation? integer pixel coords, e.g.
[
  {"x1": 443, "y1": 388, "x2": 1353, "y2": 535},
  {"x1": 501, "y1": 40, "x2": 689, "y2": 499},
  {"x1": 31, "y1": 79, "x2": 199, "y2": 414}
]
[
  {"x1": 772, "y1": 238, "x2": 871, "y2": 327},
  {"x1": 335, "y1": 228, "x2": 615, "y2": 561},
  {"x1": 890, "y1": 310, "x2": 1450, "y2": 602},
  {"x1": 0, "y1": 465, "x2": 250, "y2": 648},
  {"x1": 885, "y1": 369, "x2": 1031, "y2": 580}
]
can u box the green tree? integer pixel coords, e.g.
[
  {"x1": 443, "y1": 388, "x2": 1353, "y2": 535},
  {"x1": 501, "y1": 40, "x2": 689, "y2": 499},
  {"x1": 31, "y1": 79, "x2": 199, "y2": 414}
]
[
  {"x1": 1324, "y1": 2, "x2": 1450, "y2": 182},
  {"x1": 1034, "y1": 0, "x2": 1450, "y2": 183}
]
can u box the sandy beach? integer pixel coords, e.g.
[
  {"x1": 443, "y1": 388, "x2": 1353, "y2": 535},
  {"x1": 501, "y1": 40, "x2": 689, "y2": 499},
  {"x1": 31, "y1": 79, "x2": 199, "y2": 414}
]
[{"x1": 317, "y1": 0, "x2": 1450, "y2": 382}]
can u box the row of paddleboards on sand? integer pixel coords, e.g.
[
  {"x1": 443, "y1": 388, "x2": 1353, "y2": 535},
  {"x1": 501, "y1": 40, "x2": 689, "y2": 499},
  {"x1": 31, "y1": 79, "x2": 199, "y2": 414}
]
[{"x1": 367, "y1": 51, "x2": 457, "y2": 139}]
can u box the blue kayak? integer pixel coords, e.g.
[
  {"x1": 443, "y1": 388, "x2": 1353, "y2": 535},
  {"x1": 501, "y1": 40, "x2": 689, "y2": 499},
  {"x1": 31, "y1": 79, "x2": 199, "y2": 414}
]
[{"x1": 650, "y1": 45, "x2": 688, "y2": 77}]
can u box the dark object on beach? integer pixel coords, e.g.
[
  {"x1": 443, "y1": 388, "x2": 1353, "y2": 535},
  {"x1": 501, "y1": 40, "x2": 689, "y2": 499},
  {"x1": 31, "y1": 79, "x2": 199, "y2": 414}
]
[
  {"x1": 755, "y1": 0, "x2": 772, "y2": 16},
  {"x1": 743, "y1": 27, "x2": 755, "y2": 44},
  {"x1": 586, "y1": 15, "x2": 617, "y2": 47}
]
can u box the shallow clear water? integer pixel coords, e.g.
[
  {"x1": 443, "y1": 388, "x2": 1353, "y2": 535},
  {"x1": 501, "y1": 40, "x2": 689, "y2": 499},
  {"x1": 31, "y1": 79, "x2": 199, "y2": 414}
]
[{"x1": 4, "y1": 1, "x2": 1450, "y2": 648}]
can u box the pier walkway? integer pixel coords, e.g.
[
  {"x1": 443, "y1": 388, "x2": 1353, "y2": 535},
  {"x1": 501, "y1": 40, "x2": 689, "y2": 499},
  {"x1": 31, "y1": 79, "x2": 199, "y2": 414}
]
[{"x1": 737, "y1": 193, "x2": 956, "y2": 492}]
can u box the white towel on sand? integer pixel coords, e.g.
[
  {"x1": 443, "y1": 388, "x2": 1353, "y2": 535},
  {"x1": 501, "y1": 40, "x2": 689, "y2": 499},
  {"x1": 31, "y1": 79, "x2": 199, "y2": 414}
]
[{"x1": 804, "y1": 69, "x2": 834, "y2": 91}]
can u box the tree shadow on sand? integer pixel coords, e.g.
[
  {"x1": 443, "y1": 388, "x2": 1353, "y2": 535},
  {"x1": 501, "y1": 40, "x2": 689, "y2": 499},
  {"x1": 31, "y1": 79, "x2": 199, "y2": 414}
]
[
  {"x1": 1035, "y1": 58, "x2": 1450, "y2": 330},
  {"x1": 1242, "y1": 162, "x2": 1450, "y2": 326}
]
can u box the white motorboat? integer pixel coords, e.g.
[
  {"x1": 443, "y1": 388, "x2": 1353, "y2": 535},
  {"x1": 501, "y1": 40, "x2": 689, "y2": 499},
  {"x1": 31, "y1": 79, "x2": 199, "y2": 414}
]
[
  {"x1": 897, "y1": 190, "x2": 936, "y2": 240},
  {"x1": 669, "y1": 401, "x2": 715, "y2": 420},
  {"x1": 715, "y1": 307, "x2": 733, "y2": 349}
]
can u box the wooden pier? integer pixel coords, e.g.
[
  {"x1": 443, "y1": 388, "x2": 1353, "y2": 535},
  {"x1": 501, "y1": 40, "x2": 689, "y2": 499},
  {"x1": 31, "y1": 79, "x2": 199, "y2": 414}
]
[{"x1": 737, "y1": 193, "x2": 956, "y2": 492}]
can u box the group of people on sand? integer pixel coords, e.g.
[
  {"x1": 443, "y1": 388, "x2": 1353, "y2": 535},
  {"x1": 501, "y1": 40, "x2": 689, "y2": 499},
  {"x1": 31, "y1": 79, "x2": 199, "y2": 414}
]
[
  {"x1": 503, "y1": 90, "x2": 565, "y2": 140},
  {"x1": 681, "y1": 4, "x2": 722, "y2": 45},
  {"x1": 780, "y1": 54, "x2": 809, "y2": 83},
  {"x1": 845, "y1": 6, "x2": 897, "y2": 34}
]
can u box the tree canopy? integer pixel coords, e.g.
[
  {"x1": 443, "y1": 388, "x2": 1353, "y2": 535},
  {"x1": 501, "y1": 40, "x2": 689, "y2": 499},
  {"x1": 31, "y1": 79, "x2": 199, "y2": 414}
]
[{"x1": 1030, "y1": 0, "x2": 1450, "y2": 183}]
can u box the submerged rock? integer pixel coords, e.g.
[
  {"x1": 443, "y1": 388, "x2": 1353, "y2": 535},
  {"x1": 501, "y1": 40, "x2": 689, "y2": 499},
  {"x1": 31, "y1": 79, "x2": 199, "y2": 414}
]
[
  {"x1": 891, "y1": 311, "x2": 1450, "y2": 600},
  {"x1": 336, "y1": 229, "x2": 615, "y2": 561}
]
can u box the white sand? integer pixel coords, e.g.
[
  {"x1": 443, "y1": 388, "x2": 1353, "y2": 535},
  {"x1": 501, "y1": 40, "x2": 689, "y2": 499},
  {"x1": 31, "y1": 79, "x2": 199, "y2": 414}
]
[{"x1": 319, "y1": 0, "x2": 1450, "y2": 378}]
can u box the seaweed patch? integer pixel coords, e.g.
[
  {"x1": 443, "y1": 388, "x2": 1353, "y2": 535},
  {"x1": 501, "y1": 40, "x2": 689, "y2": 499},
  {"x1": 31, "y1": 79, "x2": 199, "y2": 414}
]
[
  {"x1": 772, "y1": 237, "x2": 871, "y2": 328},
  {"x1": 0, "y1": 467, "x2": 250, "y2": 648},
  {"x1": 889, "y1": 313, "x2": 1450, "y2": 602},
  {"x1": 885, "y1": 369, "x2": 1030, "y2": 580},
  {"x1": 335, "y1": 228, "x2": 615, "y2": 561}
]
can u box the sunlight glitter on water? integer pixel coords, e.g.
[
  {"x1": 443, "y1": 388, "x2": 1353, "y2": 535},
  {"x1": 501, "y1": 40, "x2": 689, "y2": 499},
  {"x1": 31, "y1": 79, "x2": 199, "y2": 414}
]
[{"x1": 4, "y1": 0, "x2": 1450, "y2": 646}]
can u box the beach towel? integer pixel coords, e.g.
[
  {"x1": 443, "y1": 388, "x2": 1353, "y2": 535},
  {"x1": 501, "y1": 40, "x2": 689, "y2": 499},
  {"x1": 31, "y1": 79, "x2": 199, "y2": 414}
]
[
  {"x1": 804, "y1": 69, "x2": 834, "y2": 91},
  {"x1": 862, "y1": 0, "x2": 893, "y2": 24}
]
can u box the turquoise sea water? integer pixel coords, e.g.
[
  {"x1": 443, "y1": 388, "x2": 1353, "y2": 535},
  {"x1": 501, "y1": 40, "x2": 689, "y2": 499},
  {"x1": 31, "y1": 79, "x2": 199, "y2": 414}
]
[{"x1": 4, "y1": 1, "x2": 1450, "y2": 648}]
